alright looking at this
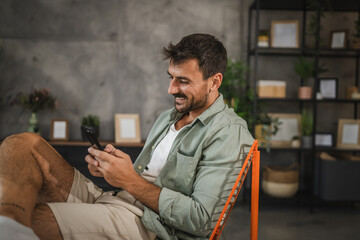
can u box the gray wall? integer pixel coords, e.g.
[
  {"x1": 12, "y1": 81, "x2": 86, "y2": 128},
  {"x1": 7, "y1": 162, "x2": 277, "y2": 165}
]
[{"x1": 0, "y1": 0, "x2": 251, "y2": 141}]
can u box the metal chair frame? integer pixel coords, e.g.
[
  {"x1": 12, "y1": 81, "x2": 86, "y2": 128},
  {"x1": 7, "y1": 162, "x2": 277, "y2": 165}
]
[{"x1": 209, "y1": 140, "x2": 260, "y2": 240}]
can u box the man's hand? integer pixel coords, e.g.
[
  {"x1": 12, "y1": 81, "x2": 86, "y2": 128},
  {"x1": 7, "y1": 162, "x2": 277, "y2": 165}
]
[{"x1": 85, "y1": 144, "x2": 137, "y2": 188}]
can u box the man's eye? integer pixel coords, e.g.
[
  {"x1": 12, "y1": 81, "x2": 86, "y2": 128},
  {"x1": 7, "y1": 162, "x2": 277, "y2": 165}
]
[{"x1": 180, "y1": 80, "x2": 189, "y2": 84}]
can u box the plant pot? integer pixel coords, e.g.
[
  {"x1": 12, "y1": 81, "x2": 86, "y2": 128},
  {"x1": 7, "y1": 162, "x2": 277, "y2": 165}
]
[
  {"x1": 352, "y1": 38, "x2": 360, "y2": 49},
  {"x1": 298, "y1": 86, "x2": 312, "y2": 99},
  {"x1": 28, "y1": 112, "x2": 40, "y2": 134},
  {"x1": 301, "y1": 136, "x2": 313, "y2": 149},
  {"x1": 81, "y1": 125, "x2": 99, "y2": 141}
]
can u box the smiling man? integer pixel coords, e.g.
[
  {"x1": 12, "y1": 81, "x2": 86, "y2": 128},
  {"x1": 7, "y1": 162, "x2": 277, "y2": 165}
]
[{"x1": 0, "y1": 33, "x2": 254, "y2": 240}]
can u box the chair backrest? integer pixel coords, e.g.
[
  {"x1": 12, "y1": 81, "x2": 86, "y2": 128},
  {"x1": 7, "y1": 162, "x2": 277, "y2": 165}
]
[{"x1": 209, "y1": 140, "x2": 260, "y2": 240}]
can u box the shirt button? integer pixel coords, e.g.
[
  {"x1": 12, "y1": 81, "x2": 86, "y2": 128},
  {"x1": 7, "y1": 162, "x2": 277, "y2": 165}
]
[
  {"x1": 138, "y1": 166, "x2": 142, "y2": 170},
  {"x1": 152, "y1": 145, "x2": 155, "y2": 149}
]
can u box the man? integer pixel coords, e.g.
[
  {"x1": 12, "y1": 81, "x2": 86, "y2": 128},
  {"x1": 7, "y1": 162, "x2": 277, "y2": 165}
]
[{"x1": 0, "y1": 33, "x2": 254, "y2": 239}]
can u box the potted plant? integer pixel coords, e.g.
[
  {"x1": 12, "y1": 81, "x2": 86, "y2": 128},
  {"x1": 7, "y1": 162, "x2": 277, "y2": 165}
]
[
  {"x1": 219, "y1": 59, "x2": 255, "y2": 131},
  {"x1": 255, "y1": 113, "x2": 281, "y2": 152},
  {"x1": 294, "y1": 56, "x2": 327, "y2": 99},
  {"x1": 301, "y1": 109, "x2": 313, "y2": 148},
  {"x1": 352, "y1": 19, "x2": 360, "y2": 49},
  {"x1": 81, "y1": 114, "x2": 100, "y2": 140},
  {"x1": 18, "y1": 88, "x2": 57, "y2": 134}
]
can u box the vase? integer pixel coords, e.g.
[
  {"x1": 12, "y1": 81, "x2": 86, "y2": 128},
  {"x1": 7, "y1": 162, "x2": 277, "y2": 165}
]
[
  {"x1": 28, "y1": 112, "x2": 40, "y2": 134},
  {"x1": 298, "y1": 86, "x2": 312, "y2": 99},
  {"x1": 301, "y1": 136, "x2": 313, "y2": 149}
]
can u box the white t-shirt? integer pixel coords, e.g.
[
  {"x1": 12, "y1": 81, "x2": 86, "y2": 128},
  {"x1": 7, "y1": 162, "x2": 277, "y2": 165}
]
[{"x1": 141, "y1": 123, "x2": 182, "y2": 182}]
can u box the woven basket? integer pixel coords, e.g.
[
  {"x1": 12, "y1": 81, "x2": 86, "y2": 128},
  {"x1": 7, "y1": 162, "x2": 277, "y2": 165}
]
[{"x1": 262, "y1": 162, "x2": 299, "y2": 184}]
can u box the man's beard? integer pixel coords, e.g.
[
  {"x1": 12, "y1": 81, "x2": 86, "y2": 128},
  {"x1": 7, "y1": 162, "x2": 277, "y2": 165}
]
[{"x1": 173, "y1": 91, "x2": 208, "y2": 114}]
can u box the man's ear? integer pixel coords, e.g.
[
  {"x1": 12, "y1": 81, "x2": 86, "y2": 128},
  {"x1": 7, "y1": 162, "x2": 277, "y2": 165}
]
[{"x1": 211, "y1": 73, "x2": 223, "y2": 91}]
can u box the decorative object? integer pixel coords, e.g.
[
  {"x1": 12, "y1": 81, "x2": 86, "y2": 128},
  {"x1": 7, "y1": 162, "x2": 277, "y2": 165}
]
[
  {"x1": 262, "y1": 163, "x2": 299, "y2": 198},
  {"x1": 301, "y1": 109, "x2": 313, "y2": 148},
  {"x1": 254, "y1": 113, "x2": 281, "y2": 151},
  {"x1": 315, "y1": 133, "x2": 333, "y2": 147},
  {"x1": 290, "y1": 136, "x2": 301, "y2": 148},
  {"x1": 50, "y1": 119, "x2": 69, "y2": 141},
  {"x1": 318, "y1": 78, "x2": 338, "y2": 99},
  {"x1": 347, "y1": 86, "x2": 358, "y2": 99},
  {"x1": 268, "y1": 113, "x2": 301, "y2": 147},
  {"x1": 294, "y1": 56, "x2": 327, "y2": 99},
  {"x1": 271, "y1": 20, "x2": 299, "y2": 48},
  {"x1": 81, "y1": 114, "x2": 100, "y2": 140},
  {"x1": 257, "y1": 80, "x2": 286, "y2": 98},
  {"x1": 257, "y1": 29, "x2": 269, "y2": 47},
  {"x1": 330, "y1": 30, "x2": 347, "y2": 49},
  {"x1": 336, "y1": 119, "x2": 360, "y2": 149},
  {"x1": 352, "y1": 19, "x2": 360, "y2": 49},
  {"x1": 18, "y1": 88, "x2": 57, "y2": 134},
  {"x1": 114, "y1": 114, "x2": 141, "y2": 143}
]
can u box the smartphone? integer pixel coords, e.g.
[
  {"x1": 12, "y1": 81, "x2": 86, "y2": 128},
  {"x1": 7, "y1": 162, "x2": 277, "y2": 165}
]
[{"x1": 81, "y1": 125, "x2": 102, "y2": 149}]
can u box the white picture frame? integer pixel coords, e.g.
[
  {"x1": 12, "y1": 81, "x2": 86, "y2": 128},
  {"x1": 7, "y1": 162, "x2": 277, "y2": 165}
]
[
  {"x1": 50, "y1": 119, "x2": 69, "y2": 141},
  {"x1": 319, "y1": 78, "x2": 338, "y2": 99},
  {"x1": 315, "y1": 133, "x2": 333, "y2": 147},
  {"x1": 114, "y1": 114, "x2": 141, "y2": 143},
  {"x1": 268, "y1": 113, "x2": 301, "y2": 147},
  {"x1": 271, "y1": 20, "x2": 299, "y2": 48},
  {"x1": 337, "y1": 119, "x2": 360, "y2": 149},
  {"x1": 330, "y1": 30, "x2": 347, "y2": 49}
]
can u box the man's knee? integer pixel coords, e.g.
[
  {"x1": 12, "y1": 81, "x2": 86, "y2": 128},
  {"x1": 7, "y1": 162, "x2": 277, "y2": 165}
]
[{"x1": 3, "y1": 132, "x2": 42, "y2": 148}]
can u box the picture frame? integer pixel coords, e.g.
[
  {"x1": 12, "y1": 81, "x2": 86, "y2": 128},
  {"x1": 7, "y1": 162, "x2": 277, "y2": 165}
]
[
  {"x1": 270, "y1": 20, "x2": 299, "y2": 48},
  {"x1": 50, "y1": 119, "x2": 69, "y2": 141},
  {"x1": 318, "y1": 78, "x2": 338, "y2": 99},
  {"x1": 114, "y1": 114, "x2": 141, "y2": 143},
  {"x1": 315, "y1": 133, "x2": 333, "y2": 147},
  {"x1": 330, "y1": 30, "x2": 347, "y2": 49},
  {"x1": 337, "y1": 119, "x2": 360, "y2": 149},
  {"x1": 268, "y1": 113, "x2": 302, "y2": 147}
]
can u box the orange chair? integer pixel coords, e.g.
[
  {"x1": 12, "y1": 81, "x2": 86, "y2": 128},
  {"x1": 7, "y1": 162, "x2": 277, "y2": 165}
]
[{"x1": 209, "y1": 140, "x2": 260, "y2": 240}]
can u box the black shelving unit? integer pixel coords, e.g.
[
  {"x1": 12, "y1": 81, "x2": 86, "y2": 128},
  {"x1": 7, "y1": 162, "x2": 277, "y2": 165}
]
[{"x1": 247, "y1": 0, "x2": 360, "y2": 203}]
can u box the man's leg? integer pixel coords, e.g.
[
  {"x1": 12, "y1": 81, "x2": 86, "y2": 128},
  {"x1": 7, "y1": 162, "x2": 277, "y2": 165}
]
[{"x1": 0, "y1": 132, "x2": 74, "y2": 237}]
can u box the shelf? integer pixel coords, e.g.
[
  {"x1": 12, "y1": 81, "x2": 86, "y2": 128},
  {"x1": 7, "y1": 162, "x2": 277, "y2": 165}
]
[
  {"x1": 250, "y1": 0, "x2": 360, "y2": 12},
  {"x1": 257, "y1": 98, "x2": 360, "y2": 103},
  {"x1": 260, "y1": 146, "x2": 360, "y2": 152},
  {"x1": 48, "y1": 140, "x2": 144, "y2": 147},
  {"x1": 249, "y1": 47, "x2": 360, "y2": 58}
]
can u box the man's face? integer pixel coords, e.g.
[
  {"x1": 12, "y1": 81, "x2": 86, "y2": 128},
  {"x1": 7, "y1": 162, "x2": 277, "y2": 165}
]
[{"x1": 167, "y1": 59, "x2": 211, "y2": 115}]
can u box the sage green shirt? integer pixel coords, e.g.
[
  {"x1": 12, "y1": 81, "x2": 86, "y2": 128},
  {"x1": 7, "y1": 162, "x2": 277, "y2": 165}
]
[{"x1": 134, "y1": 94, "x2": 254, "y2": 240}]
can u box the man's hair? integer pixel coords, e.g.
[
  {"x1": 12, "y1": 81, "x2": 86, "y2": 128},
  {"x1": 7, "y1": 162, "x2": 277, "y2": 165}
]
[{"x1": 162, "y1": 33, "x2": 228, "y2": 79}]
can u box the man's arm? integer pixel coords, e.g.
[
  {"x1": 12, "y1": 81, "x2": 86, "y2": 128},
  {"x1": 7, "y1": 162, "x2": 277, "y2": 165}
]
[{"x1": 86, "y1": 145, "x2": 161, "y2": 213}]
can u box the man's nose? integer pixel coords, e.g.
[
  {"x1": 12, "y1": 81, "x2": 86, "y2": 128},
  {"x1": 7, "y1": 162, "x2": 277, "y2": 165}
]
[{"x1": 168, "y1": 79, "x2": 178, "y2": 95}]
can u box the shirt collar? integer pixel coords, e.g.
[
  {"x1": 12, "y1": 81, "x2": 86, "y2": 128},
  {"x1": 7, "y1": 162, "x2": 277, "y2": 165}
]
[{"x1": 169, "y1": 94, "x2": 227, "y2": 126}]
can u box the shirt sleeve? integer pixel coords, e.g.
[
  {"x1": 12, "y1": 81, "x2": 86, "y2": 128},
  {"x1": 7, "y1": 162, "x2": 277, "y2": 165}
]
[{"x1": 157, "y1": 123, "x2": 254, "y2": 237}]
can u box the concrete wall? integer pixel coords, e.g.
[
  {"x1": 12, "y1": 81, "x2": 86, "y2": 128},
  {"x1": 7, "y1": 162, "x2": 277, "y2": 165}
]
[{"x1": 0, "y1": 0, "x2": 250, "y2": 140}]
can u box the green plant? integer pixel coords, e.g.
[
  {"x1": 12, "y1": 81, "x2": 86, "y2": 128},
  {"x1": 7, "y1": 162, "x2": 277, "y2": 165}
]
[
  {"x1": 353, "y1": 19, "x2": 360, "y2": 38},
  {"x1": 294, "y1": 56, "x2": 327, "y2": 85},
  {"x1": 301, "y1": 109, "x2": 313, "y2": 136},
  {"x1": 81, "y1": 114, "x2": 100, "y2": 127},
  {"x1": 307, "y1": 0, "x2": 332, "y2": 47},
  {"x1": 18, "y1": 88, "x2": 57, "y2": 113},
  {"x1": 256, "y1": 113, "x2": 281, "y2": 136}
]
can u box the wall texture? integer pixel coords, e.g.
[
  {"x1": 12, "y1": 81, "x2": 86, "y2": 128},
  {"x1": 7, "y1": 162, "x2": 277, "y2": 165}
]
[{"x1": 0, "y1": 0, "x2": 250, "y2": 140}]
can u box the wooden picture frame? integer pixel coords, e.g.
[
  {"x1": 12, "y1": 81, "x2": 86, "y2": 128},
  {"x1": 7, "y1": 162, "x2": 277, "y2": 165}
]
[
  {"x1": 114, "y1": 114, "x2": 141, "y2": 143},
  {"x1": 271, "y1": 20, "x2": 299, "y2": 48},
  {"x1": 268, "y1": 113, "x2": 301, "y2": 147},
  {"x1": 50, "y1": 119, "x2": 69, "y2": 141},
  {"x1": 337, "y1": 119, "x2": 360, "y2": 149},
  {"x1": 315, "y1": 133, "x2": 333, "y2": 147},
  {"x1": 318, "y1": 78, "x2": 338, "y2": 99},
  {"x1": 330, "y1": 30, "x2": 347, "y2": 49}
]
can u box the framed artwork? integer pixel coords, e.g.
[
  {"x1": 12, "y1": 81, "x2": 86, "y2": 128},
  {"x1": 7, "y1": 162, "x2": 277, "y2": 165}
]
[
  {"x1": 114, "y1": 114, "x2": 141, "y2": 143},
  {"x1": 318, "y1": 78, "x2": 338, "y2": 99},
  {"x1": 330, "y1": 30, "x2": 347, "y2": 49},
  {"x1": 315, "y1": 133, "x2": 333, "y2": 147},
  {"x1": 271, "y1": 20, "x2": 299, "y2": 48},
  {"x1": 50, "y1": 119, "x2": 69, "y2": 141},
  {"x1": 268, "y1": 113, "x2": 301, "y2": 147},
  {"x1": 336, "y1": 119, "x2": 360, "y2": 149}
]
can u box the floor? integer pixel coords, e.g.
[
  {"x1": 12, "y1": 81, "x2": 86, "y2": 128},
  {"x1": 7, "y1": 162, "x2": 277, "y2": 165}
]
[{"x1": 222, "y1": 198, "x2": 360, "y2": 240}]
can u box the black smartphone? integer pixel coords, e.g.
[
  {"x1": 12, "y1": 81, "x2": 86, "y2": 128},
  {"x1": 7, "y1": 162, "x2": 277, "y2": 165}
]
[{"x1": 81, "y1": 125, "x2": 102, "y2": 149}]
